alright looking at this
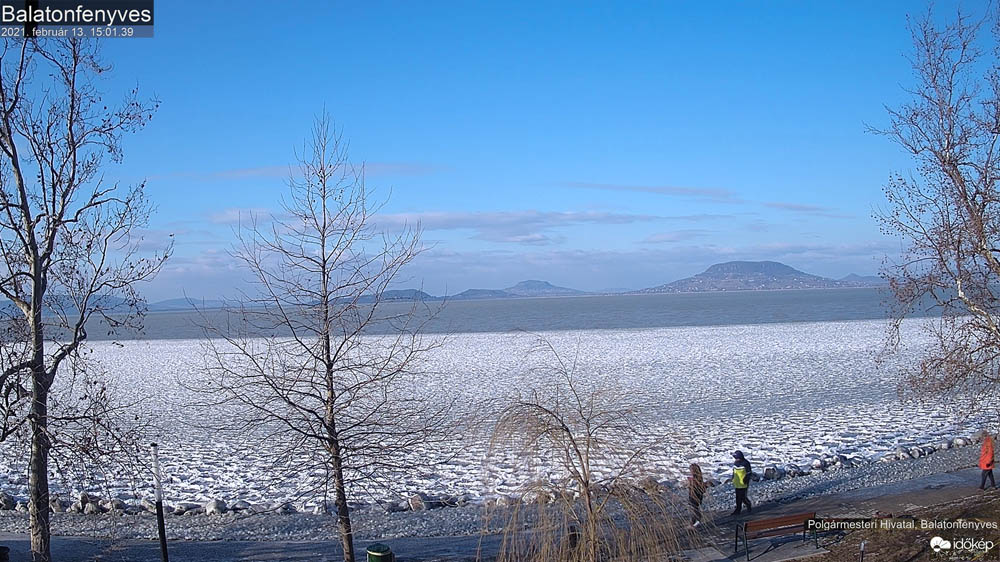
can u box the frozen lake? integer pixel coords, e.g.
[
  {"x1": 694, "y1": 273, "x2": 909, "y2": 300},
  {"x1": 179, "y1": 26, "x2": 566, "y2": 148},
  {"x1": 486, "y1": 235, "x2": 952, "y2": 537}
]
[{"x1": 0, "y1": 317, "x2": 982, "y2": 510}]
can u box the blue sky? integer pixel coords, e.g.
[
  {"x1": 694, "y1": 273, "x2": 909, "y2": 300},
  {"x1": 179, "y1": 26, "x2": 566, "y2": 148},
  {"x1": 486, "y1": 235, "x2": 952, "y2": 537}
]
[{"x1": 94, "y1": 1, "x2": 973, "y2": 300}]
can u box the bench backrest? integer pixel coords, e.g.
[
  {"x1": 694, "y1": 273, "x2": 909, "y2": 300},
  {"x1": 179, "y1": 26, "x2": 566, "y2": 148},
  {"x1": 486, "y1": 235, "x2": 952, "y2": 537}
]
[{"x1": 744, "y1": 512, "x2": 816, "y2": 533}]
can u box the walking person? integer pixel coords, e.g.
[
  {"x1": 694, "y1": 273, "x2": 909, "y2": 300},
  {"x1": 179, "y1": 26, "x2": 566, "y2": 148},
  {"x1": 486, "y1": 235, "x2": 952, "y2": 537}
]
[
  {"x1": 688, "y1": 463, "x2": 707, "y2": 527},
  {"x1": 980, "y1": 431, "x2": 996, "y2": 490},
  {"x1": 731, "y1": 450, "x2": 752, "y2": 516}
]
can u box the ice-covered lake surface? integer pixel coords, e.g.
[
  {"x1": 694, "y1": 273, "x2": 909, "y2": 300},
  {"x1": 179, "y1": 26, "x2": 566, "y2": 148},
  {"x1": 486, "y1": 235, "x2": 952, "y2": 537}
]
[{"x1": 0, "y1": 317, "x2": 984, "y2": 509}]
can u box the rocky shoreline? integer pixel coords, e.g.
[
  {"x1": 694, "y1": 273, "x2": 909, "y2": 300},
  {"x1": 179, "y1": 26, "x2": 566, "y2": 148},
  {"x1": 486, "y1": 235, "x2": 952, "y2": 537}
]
[{"x1": 0, "y1": 433, "x2": 983, "y2": 542}]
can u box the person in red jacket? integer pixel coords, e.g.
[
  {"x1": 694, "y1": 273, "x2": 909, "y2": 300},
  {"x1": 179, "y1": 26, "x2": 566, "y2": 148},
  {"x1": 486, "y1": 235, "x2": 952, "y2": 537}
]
[{"x1": 981, "y1": 432, "x2": 996, "y2": 490}]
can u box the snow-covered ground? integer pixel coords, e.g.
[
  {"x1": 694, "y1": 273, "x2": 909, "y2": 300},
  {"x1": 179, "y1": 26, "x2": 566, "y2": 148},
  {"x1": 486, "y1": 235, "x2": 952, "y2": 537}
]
[{"x1": 0, "y1": 318, "x2": 986, "y2": 511}]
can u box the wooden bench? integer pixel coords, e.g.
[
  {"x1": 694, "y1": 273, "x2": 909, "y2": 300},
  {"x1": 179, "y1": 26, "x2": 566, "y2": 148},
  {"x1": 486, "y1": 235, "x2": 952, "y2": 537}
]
[{"x1": 734, "y1": 511, "x2": 818, "y2": 561}]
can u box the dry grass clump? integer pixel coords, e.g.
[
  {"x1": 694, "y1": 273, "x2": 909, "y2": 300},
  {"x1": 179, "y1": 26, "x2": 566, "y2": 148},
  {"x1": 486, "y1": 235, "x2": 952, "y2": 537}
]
[
  {"x1": 488, "y1": 479, "x2": 713, "y2": 562},
  {"x1": 484, "y1": 336, "x2": 713, "y2": 562}
]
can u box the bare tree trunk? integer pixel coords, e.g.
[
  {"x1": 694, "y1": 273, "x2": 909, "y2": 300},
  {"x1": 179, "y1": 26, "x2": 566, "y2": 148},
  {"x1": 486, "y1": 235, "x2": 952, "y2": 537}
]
[
  {"x1": 329, "y1": 434, "x2": 355, "y2": 562},
  {"x1": 28, "y1": 283, "x2": 51, "y2": 562},
  {"x1": 28, "y1": 374, "x2": 50, "y2": 562}
]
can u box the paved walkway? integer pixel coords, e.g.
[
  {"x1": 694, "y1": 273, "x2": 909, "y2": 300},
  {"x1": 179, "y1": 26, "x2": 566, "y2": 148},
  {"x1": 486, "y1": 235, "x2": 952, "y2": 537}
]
[
  {"x1": 0, "y1": 534, "x2": 504, "y2": 561},
  {"x1": 702, "y1": 467, "x2": 989, "y2": 562},
  {"x1": 0, "y1": 468, "x2": 990, "y2": 561},
  {"x1": 0, "y1": 534, "x2": 499, "y2": 562}
]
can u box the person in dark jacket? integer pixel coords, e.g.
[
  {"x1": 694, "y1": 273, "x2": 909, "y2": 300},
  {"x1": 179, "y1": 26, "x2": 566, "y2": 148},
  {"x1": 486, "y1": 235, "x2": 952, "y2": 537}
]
[
  {"x1": 731, "y1": 450, "x2": 752, "y2": 516},
  {"x1": 688, "y1": 463, "x2": 707, "y2": 526}
]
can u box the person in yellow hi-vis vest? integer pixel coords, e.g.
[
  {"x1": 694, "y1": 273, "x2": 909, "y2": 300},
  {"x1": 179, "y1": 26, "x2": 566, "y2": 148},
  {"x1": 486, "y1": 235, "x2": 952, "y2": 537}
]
[{"x1": 731, "y1": 450, "x2": 753, "y2": 516}]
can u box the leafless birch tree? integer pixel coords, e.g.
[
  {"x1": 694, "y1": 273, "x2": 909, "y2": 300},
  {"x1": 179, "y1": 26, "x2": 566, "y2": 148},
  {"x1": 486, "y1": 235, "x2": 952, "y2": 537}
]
[
  {"x1": 874, "y1": 8, "x2": 1000, "y2": 418},
  {"x1": 0, "y1": 38, "x2": 167, "y2": 562},
  {"x1": 198, "y1": 114, "x2": 449, "y2": 562}
]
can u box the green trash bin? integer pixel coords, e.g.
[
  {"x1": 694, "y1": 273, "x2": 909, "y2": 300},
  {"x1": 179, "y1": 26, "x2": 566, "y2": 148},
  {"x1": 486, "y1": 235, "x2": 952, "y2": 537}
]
[{"x1": 367, "y1": 542, "x2": 394, "y2": 562}]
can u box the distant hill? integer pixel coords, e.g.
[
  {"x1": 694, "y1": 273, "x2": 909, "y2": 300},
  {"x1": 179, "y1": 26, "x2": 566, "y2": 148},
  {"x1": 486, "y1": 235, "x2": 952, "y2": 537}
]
[
  {"x1": 451, "y1": 288, "x2": 515, "y2": 300},
  {"x1": 448, "y1": 280, "x2": 587, "y2": 300},
  {"x1": 360, "y1": 289, "x2": 438, "y2": 303},
  {"x1": 503, "y1": 280, "x2": 585, "y2": 297},
  {"x1": 641, "y1": 261, "x2": 882, "y2": 293},
  {"x1": 146, "y1": 267, "x2": 884, "y2": 306}
]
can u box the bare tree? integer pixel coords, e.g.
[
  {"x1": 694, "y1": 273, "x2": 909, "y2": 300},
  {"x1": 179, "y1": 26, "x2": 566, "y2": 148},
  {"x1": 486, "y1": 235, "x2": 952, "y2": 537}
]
[
  {"x1": 0, "y1": 307, "x2": 29, "y2": 443},
  {"x1": 197, "y1": 114, "x2": 449, "y2": 562},
  {"x1": 0, "y1": 38, "x2": 168, "y2": 562},
  {"x1": 487, "y1": 337, "x2": 698, "y2": 562},
  {"x1": 873, "y1": 8, "x2": 1000, "y2": 418}
]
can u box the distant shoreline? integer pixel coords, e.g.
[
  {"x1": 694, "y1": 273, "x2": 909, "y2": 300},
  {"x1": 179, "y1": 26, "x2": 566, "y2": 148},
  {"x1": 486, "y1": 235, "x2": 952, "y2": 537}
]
[
  {"x1": 149, "y1": 285, "x2": 889, "y2": 311},
  {"x1": 76, "y1": 288, "x2": 906, "y2": 341}
]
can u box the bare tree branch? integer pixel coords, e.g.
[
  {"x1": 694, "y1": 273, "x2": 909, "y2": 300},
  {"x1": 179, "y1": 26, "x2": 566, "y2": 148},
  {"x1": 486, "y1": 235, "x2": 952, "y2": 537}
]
[{"x1": 875, "y1": 8, "x2": 1000, "y2": 424}]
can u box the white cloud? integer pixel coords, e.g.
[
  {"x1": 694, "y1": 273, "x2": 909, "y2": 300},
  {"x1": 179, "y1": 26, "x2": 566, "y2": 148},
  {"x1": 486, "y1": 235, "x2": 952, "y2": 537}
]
[
  {"x1": 762, "y1": 201, "x2": 851, "y2": 218},
  {"x1": 375, "y1": 209, "x2": 662, "y2": 246},
  {"x1": 642, "y1": 229, "x2": 712, "y2": 243}
]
